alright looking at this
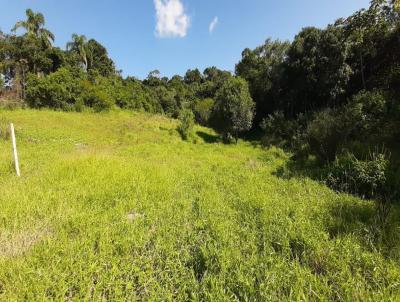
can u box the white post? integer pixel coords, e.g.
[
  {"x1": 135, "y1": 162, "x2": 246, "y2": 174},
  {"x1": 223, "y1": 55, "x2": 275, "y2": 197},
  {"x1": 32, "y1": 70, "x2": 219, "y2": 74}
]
[{"x1": 10, "y1": 123, "x2": 20, "y2": 177}]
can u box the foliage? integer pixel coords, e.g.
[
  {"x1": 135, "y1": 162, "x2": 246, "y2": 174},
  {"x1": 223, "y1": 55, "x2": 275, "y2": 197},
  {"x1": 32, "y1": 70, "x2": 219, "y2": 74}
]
[
  {"x1": 326, "y1": 151, "x2": 390, "y2": 199},
  {"x1": 80, "y1": 79, "x2": 113, "y2": 112},
  {"x1": 177, "y1": 108, "x2": 195, "y2": 140},
  {"x1": 184, "y1": 68, "x2": 202, "y2": 84},
  {"x1": 306, "y1": 109, "x2": 345, "y2": 162},
  {"x1": 12, "y1": 9, "x2": 54, "y2": 49},
  {"x1": 343, "y1": 90, "x2": 388, "y2": 141},
  {"x1": 260, "y1": 111, "x2": 308, "y2": 150},
  {"x1": 25, "y1": 67, "x2": 84, "y2": 110},
  {"x1": 236, "y1": 39, "x2": 290, "y2": 123},
  {"x1": 284, "y1": 26, "x2": 351, "y2": 114},
  {"x1": 25, "y1": 68, "x2": 113, "y2": 111},
  {"x1": 86, "y1": 39, "x2": 115, "y2": 77},
  {"x1": 66, "y1": 34, "x2": 89, "y2": 71},
  {"x1": 211, "y1": 77, "x2": 255, "y2": 142},
  {"x1": 194, "y1": 98, "x2": 214, "y2": 125}
]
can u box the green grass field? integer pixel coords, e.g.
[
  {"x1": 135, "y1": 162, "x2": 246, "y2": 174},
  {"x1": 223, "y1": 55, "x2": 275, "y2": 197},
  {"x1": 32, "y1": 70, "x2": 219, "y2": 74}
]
[{"x1": 0, "y1": 109, "x2": 399, "y2": 301}]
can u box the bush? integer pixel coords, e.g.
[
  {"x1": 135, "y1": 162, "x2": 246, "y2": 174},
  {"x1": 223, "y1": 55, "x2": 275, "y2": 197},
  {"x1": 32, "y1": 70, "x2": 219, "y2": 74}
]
[
  {"x1": 260, "y1": 111, "x2": 307, "y2": 150},
  {"x1": 25, "y1": 68, "x2": 115, "y2": 112},
  {"x1": 154, "y1": 86, "x2": 179, "y2": 117},
  {"x1": 80, "y1": 80, "x2": 113, "y2": 112},
  {"x1": 194, "y1": 98, "x2": 214, "y2": 125},
  {"x1": 25, "y1": 68, "x2": 84, "y2": 110},
  {"x1": 306, "y1": 109, "x2": 345, "y2": 162},
  {"x1": 326, "y1": 151, "x2": 389, "y2": 199},
  {"x1": 177, "y1": 109, "x2": 195, "y2": 140},
  {"x1": 343, "y1": 90, "x2": 387, "y2": 140},
  {"x1": 113, "y1": 79, "x2": 156, "y2": 113}
]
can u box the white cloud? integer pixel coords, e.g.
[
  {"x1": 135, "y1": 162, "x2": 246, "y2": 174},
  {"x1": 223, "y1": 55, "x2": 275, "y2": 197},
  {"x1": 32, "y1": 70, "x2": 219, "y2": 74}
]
[
  {"x1": 209, "y1": 16, "x2": 218, "y2": 33},
  {"x1": 154, "y1": 0, "x2": 190, "y2": 38}
]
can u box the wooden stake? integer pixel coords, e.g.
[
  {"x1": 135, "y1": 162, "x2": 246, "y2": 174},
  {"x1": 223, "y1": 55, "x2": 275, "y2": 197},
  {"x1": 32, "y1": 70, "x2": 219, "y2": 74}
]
[{"x1": 10, "y1": 123, "x2": 20, "y2": 177}]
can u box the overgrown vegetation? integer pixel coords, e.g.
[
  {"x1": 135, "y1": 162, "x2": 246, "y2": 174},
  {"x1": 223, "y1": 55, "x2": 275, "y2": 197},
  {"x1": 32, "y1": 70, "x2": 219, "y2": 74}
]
[{"x1": 237, "y1": 1, "x2": 400, "y2": 203}]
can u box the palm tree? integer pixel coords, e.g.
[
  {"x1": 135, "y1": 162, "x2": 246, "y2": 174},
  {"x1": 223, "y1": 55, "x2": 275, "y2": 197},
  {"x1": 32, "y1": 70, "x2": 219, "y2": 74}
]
[
  {"x1": 12, "y1": 9, "x2": 54, "y2": 48},
  {"x1": 67, "y1": 34, "x2": 89, "y2": 71}
]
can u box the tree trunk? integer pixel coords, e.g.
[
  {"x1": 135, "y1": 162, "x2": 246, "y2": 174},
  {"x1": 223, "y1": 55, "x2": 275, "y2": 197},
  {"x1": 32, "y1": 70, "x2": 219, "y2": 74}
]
[
  {"x1": 360, "y1": 51, "x2": 366, "y2": 90},
  {"x1": 83, "y1": 56, "x2": 88, "y2": 72}
]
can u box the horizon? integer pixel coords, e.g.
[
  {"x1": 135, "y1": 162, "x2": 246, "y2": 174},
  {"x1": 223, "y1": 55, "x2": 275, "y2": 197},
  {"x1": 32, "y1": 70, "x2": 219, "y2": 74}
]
[{"x1": 0, "y1": 0, "x2": 370, "y2": 79}]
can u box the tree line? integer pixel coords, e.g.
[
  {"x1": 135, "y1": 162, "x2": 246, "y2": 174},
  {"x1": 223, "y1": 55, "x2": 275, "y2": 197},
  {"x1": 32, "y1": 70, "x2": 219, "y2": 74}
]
[
  {"x1": 235, "y1": 0, "x2": 400, "y2": 204},
  {"x1": 0, "y1": 9, "x2": 254, "y2": 141},
  {"x1": 0, "y1": 1, "x2": 399, "y2": 203}
]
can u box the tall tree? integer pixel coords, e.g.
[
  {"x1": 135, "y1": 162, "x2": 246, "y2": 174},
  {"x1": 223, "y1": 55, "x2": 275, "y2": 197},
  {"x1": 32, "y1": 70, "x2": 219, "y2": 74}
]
[
  {"x1": 86, "y1": 39, "x2": 115, "y2": 77},
  {"x1": 184, "y1": 69, "x2": 202, "y2": 85},
  {"x1": 236, "y1": 39, "x2": 290, "y2": 123},
  {"x1": 12, "y1": 9, "x2": 54, "y2": 48},
  {"x1": 211, "y1": 77, "x2": 255, "y2": 142},
  {"x1": 66, "y1": 34, "x2": 89, "y2": 71},
  {"x1": 284, "y1": 26, "x2": 351, "y2": 115}
]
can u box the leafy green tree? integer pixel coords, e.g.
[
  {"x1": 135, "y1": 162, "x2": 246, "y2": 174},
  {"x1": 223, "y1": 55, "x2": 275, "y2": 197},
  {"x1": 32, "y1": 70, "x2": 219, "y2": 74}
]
[
  {"x1": 184, "y1": 69, "x2": 202, "y2": 84},
  {"x1": 144, "y1": 70, "x2": 162, "y2": 86},
  {"x1": 153, "y1": 86, "x2": 178, "y2": 117},
  {"x1": 200, "y1": 67, "x2": 231, "y2": 98},
  {"x1": 119, "y1": 77, "x2": 162, "y2": 113},
  {"x1": 10, "y1": 9, "x2": 55, "y2": 77},
  {"x1": 211, "y1": 77, "x2": 255, "y2": 142},
  {"x1": 236, "y1": 39, "x2": 290, "y2": 123},
  {"x1": 284, "y1": 26, "x2": 351, "y2": 115},
  {"x1": 86, "y1": 39, "x2": 115, "y2": 77}
]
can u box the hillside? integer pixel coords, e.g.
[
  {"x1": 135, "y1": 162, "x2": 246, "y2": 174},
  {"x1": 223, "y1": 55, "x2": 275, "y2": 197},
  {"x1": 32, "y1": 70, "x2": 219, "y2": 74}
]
[{"x1": 0, "y1": 110, "x2": 399, "y2": 301}]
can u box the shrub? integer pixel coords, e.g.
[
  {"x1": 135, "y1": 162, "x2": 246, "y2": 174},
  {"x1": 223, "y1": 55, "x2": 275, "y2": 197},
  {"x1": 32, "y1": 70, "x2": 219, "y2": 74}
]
[
  {"x1": 306, "y1": 109, "x2": 345, "y2": 162},
  {"x1": 343, "y1": 90, "x2": 387, "y2": 140},
  {"x1": 80, "y1": 80, "x2": 113, "y2": 112},
  {"x1": 25, "y1": 68, "x2": 84, "y2": 110},
  {"x1": 154, "y1": 86, "x2": 179, "y2": 117},
  {"x1": 326, "y1": 151, "x2": 389, "y2": 199},
  {"x1": 260, "y1": 111, "x2": 308, "y2": 150},
  {"x1": 25, "y1": 68, "x2": 115, "y2": 112},
  {"x1": 194, "y1": 98, "x2": 214, "y2": 125},
  {"x1": 177, "y1": 109, "x2": 195, "y2": 140}
]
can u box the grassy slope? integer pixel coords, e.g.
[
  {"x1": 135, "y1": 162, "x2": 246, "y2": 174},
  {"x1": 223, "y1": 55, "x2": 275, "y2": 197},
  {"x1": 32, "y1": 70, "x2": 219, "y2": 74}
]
[{"x1": 0, "y1": 109, "x2": 399, "y2": 301}]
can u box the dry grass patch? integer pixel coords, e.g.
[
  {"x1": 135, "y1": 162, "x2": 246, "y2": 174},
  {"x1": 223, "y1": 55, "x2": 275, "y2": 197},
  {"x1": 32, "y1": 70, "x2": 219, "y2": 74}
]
[{"x1": 0, "y1": 225, "x2": 51, "y2": 259}]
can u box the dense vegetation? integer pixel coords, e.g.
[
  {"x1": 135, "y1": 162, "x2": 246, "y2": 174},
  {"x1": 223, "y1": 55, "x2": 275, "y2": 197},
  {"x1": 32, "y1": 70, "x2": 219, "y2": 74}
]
[
  {"x1": 0, "y1": 110, "x2": 399, "y2": 300},
  {"x1": 235, "y1": 1, "x2": 400, "y2": 204}
]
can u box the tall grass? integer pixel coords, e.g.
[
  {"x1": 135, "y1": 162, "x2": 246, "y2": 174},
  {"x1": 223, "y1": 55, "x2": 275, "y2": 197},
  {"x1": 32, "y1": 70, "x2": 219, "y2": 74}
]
[{"x1": 0, "y1": 109, "x2": 399, "y2": 301}]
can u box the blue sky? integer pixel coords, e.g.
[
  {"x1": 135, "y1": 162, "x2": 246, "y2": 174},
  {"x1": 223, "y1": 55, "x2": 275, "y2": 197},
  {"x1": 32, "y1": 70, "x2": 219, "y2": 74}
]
[{"x1": 0, "y1": 0, "x2": 370, "y2": 79}]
